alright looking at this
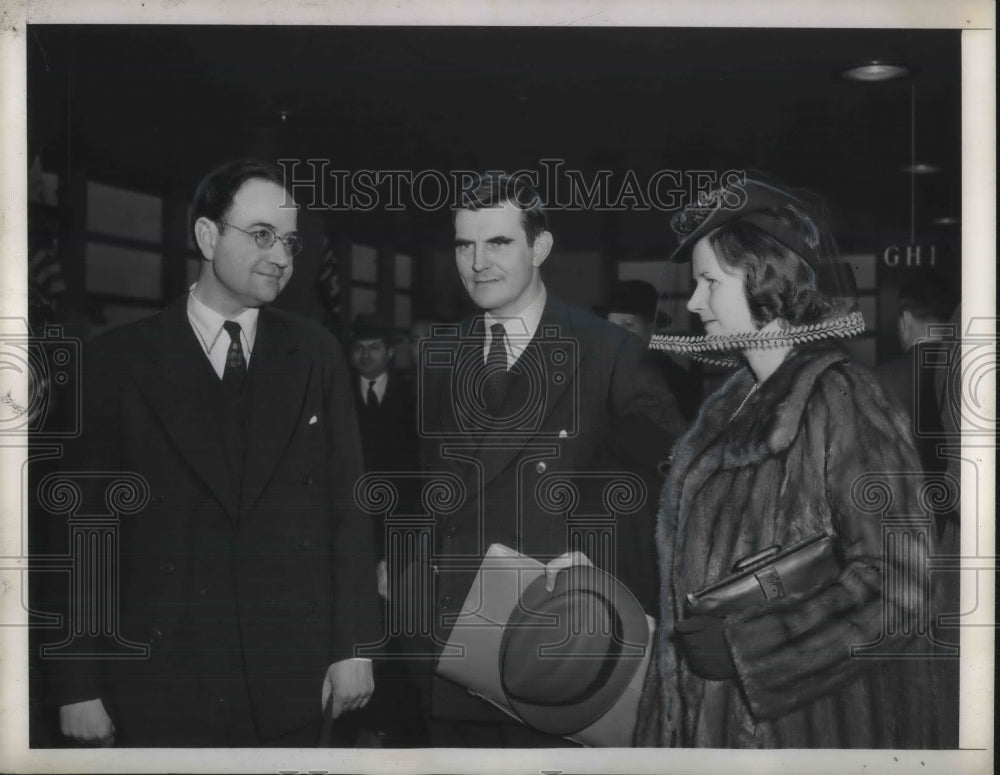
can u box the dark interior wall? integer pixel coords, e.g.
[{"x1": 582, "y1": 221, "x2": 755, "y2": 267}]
[{"x1": 26, "y1": 25, "x2": 962, "y2": 346}]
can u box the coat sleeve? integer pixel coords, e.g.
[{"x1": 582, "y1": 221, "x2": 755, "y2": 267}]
[
  {"x1": 723, "y1": 364, "x2": 930, "y2": 721},
  {"x1": 607, "y1": 333, "x2": 689, "y2": 471},
  {"x1": 323, "y1": 338, "x2": 382, "y2": 662},
  {"x1": 45, "y1": 333, "x2": 124, "y2": 707},
  {"x1": 602, "y1": 333, "x2": 689, "y2": 614}
]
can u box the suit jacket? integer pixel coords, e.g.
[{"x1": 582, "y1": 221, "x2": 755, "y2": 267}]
[
  {"x1": 875, "y1": 344, "x2": 949, "y2": 475},
  {"x1": 48, "y1": 297, "x2": 380, "y2": 743},
  {"x1": 352, "y1": 370, "x2": 421, "y2": 558},
  {"x1": 353, "y1": 370, "x2": 420, "y2": 475},
  {"x1": 415, "y1": 294, "x2": 686, "y2": 720}
]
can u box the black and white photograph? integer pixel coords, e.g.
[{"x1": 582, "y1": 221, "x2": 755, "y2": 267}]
[{"x1": 1, "y1": 1, "x2": 994, "y2": 773}]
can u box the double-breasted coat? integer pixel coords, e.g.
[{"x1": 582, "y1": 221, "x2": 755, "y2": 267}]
[{"x1": 414, "y1": 294, "x2": 687, "y2": 722}]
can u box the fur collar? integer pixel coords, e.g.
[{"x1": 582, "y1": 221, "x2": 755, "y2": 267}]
[{"x1": 678, "y1": 345, "x2": 850, "y2": 474}]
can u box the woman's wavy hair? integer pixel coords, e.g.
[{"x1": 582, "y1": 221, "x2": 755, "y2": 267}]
[{"x1": 706, "y1": 189, "x2": 845, "y2": 328}]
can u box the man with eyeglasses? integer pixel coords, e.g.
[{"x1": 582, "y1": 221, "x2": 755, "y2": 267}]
[{"x1": 50, "y1": 159, "x2": 379, "y2": 746}]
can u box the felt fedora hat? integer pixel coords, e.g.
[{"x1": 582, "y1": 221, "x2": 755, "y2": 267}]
[
  {"x1": 668, "y1": 177, "x2": 820, "y2": 265},
  {"x1": 498, "y1": 564, "x2": 649, "y2": 736},
  {"x1": 349, "y1": 314, "x2": 404, "y2": 344}
]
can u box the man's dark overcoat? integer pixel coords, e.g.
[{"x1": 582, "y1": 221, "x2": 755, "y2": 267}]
[
  {"x1": 414, "y1": 294, "x2": 687, "y2": 722},
  {"x1": 48, "y1": 298, "x2": 380, "y2": 745},
  {"x1": 352, "y1": 370, "x2": 420, "y2": 476}
]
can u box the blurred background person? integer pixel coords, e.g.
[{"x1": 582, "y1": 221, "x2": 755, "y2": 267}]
[
  {"x1": 875, "y1": 273, "x2": 961, "y2": 676},
  {"x1": 349, "y1": 314, "x2": 419, "y2": 480},
  {"x1": 875, "y1": 272, "x2": 960, "y2": 482},
  {"x1": 346, "y1": 314, "x2": 426, "y2": 746}
]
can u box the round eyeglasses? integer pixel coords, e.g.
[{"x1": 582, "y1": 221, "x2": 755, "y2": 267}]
[{"x1": 218, "y1": 221, "x2": 304, "y2": 256}]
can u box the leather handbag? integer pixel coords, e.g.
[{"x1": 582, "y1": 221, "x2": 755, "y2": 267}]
[{"x1": 685, "y1": 529, "x2": 842, "y2": 617}]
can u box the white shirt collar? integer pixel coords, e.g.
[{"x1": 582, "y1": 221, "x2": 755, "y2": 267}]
[
  {"x1": 360, "y1": 371, "x2": 390, "y2": 404},
  {"x1": 186, "y1": 286, "x2": 260, "y2": 375},
  {"x1": 484, "y1": 284, "x2": 548, "y2": 368}
]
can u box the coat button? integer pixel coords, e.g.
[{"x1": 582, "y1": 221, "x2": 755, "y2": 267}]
[
  {"x1": 159, "y1": 561, "x2": 175, "y2": 574},
  {"x1": 535, "y1": 461, "x2": 547, "y2": 474}
]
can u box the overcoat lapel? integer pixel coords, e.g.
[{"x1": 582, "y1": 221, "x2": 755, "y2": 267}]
[
  {"x1": 459, "y1": 297, "x2": 578, "y2": 496},
  {"x1": 131, "y1": 299, "x2": 240, "y2": 521},
  {"x1": 239, "y1": 307, "x2": 313, "y2": 515}
]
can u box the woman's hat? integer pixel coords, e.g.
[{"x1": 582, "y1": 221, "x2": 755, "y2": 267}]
[
  {"x1": 498, "y1": 564, "x2": 649, "y2": 736},
  {"x1": 668, "y1": 177, "x2": 820, "y2": 264}
]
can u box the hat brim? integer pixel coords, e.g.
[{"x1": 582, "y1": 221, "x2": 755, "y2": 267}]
[
  {"x1": 668, "y1": 201, "x2": 740, "y2": 263},
  {"x1": 350, "y1": 330, "x2": 404, "y2": 345},
  {"x1": 499, "y1": 566, "x2": 649, "y2": 736},
  {"x1": 668, "y1": 179, "x2": 807, "y2": 263}
]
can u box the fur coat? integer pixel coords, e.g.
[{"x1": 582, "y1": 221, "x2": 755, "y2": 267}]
[{"x1": 634, "y1": 345, "x2": 955, "y2": 748}]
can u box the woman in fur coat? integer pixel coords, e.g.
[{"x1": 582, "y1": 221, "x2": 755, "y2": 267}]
[{"x1": 634, "y1": 179, "x2": 955, "y2": 748}]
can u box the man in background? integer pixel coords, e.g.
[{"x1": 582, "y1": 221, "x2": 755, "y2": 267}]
[
  {"x1": 345, "y1": 314, "x2": 426, "y2": 745},
  {"x1": 875, "y1": 272, "x2": 962, "y2": 748},
  {"x1": 876, "y1": 273, "x2": 959, "y2": 480},
  {"x1": 349, "y1": 315, "x2": 420, "y2": 483}
]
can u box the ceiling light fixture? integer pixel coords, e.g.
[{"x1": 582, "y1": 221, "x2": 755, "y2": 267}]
[
  {"x1": 931, "y1": 216, "x2": 960, "y2": 226},
  {"x1": 901, "y1": 163, "x2": 941, "y2": 174},
  {"x1": 840, "y1": 61, "x2": 911, "y2": 82}
]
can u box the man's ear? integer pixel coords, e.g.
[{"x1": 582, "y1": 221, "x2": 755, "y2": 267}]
[
  {"x1": 532, "y1": 230, "x2": 553, "y2": 268},
  {"x1": 194, "y1": 217, "x2": 219, "y2": 261}
]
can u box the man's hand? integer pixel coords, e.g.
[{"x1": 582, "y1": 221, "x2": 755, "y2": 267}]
[
  {"x1": 376, "y1": 559, "x2": 389, "y2": 600},
  {"x1": 321, "y1": 658, "x2": 374, "y2": 718},
  {"x1": 543, "y1": 550, "x2": 593, "y2": 592},
  {"x1": 59, "y1": 698, "x2": 115, "y2": 745}
]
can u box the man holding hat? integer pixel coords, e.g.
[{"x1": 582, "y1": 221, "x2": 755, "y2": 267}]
[{"x1": 411, "y1": 172, "x2": 687, "y2": 746}]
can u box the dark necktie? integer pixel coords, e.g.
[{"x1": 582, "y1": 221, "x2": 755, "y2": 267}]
[
  {"x1": 367, "y1": 379, "x2": 378, "y2": 407},
  {"x1": 483, "y1": 322, "x2": 509, "y2": 415},
  {"x1": 222, "y1": 320, "x2": 247, "y2": 392}
]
